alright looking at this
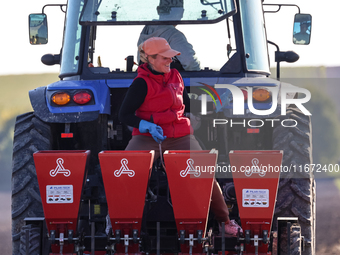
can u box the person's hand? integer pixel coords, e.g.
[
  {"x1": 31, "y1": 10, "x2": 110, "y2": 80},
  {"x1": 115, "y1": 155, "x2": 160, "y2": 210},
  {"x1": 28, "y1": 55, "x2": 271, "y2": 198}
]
[{"x1": 139, "y1": 120, "x2": 166, "y2": 143}]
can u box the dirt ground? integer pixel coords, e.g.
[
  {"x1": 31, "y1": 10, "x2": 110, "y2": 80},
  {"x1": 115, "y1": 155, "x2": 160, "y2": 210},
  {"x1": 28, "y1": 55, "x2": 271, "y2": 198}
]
[
  {"x1": 0, "y1": 178, "x2": 339, "y2": 254},
  {"x1": 315, "y1": 179, "x2": 340, "y2": 254},
  {"x1": 0, "y1": 192, "x2": 12, "y2": 255}
]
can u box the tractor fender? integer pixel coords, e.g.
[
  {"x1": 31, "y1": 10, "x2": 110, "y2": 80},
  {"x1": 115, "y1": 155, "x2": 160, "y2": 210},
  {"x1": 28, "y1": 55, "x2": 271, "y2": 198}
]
[{"x1": 29, "y1": 80, "x2": 111, "y2": 123}]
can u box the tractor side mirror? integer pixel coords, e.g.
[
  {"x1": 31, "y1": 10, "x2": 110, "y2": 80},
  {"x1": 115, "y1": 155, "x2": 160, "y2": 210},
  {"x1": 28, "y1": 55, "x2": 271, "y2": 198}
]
[
  {"x1": 29, "y1": 13, "x2": 48, "y2": 45},
  {"x1": 293, "y1": 13, "x2": 312, "y2": 45}
]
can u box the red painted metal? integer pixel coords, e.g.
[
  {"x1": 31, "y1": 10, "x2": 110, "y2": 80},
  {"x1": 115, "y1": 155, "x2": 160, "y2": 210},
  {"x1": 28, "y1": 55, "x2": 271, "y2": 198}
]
[
  {"x1": 49, "y1": 253, "x2": 77, "y2": 255},
  {"x1": 179, "y1": 254, "x2": 213, "y2": 255},
  {"x1": 216, "y1": 253, "x2": 271, "y2": 255},
  {"x1": 34, "y1": 150, "x2": 90, "y2": 254},
  {"x1": 114, "y1": 253, "x2": 143, "y2": 255},
  {"x1": 163, "y1": 150, "x2": 217, "y2": 254},
  {"x1": 247, "y1": 128, "x2": 260, "y2": 133},
  {"x1": 49, "y1": 253, "x2": 106, "y2": 255},
  {"x1": 61, "y1": 133, "x2": 74, "y2": 138},
  {"x1": 229, "y1": 150, "x2": 282, "y2": 254},
  {"x1": 99, "y1": 150, "x2": 154, "y2": 253}
]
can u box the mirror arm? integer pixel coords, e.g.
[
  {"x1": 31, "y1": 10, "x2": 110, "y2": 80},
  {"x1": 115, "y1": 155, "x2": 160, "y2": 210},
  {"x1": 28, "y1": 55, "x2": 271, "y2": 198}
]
[
  {"x1": 42, "y1": 4, "x2": 67, "y2": 14},
  {"x1": 263, "y1": 4, "x2": 300, "y2": 14},
  {"x1": 200, "y1": 0, "x2": 221, "y2": 6}
]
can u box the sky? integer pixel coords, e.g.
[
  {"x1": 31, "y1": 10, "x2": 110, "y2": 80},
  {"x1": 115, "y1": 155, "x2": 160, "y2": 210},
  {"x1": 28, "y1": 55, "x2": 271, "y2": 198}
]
[{"x1": 1, "y1": 0, "x2": 339, "y2": 76}]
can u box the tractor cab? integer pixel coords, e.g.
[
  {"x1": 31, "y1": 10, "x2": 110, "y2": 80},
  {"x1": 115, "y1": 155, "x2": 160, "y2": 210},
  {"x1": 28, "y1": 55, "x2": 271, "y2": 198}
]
[
  {"x1": 29, "y1": 0, "x2": 271, "y2": 78},
  {"x1": 29, "y1": 0, "x2": 311, "y2": 79}
]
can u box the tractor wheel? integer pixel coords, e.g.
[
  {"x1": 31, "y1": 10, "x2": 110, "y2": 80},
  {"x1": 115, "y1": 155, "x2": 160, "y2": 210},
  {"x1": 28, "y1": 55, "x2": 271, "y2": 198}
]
[
  {"x1": 11, "y1": 112, "x2": 52, "y2": 255},
  {"x1": 19, "y1": 224, "x2": 41, "y2": 255},
  {"x1": 272, "y1": 108, "x2": 315, "y2": 255},
  {"x1": 279, "y1": 224, "x2": 302, "y2": 255}
]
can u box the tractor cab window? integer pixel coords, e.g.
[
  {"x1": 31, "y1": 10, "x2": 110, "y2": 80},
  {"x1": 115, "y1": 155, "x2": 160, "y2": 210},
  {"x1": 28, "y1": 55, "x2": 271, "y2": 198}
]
[
  {"x1": 61, "y1": 0, "x2": 238, "y2": 76},
  {"x1": 82, "y1": 0, "x2": 238, "y2": 73},
  {"x1": 239, "y1": 0, "x2": 270, "y2": 73},
  {"x1": 87, "y1": 18, "x2": 236, "y2": 73},
  {"x1": 80, "y1": 0, "x2": 236, "y2": 25},
  {"x1": 60, "y1": 0, "x2": 84, "y2": 76}
]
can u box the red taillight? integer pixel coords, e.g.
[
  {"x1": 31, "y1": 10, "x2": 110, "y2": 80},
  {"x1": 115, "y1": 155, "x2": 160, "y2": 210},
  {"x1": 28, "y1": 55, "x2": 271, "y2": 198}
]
[
  {"x1": 73, "y1": 91, "x2": 92, "y2": 105},
  {"x1": 241, "y1": 89, "x2": 248, "y2": 101}
]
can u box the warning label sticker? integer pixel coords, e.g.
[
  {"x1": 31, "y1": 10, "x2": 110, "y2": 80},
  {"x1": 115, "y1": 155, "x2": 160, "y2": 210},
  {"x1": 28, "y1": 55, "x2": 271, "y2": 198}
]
[
  {"x1": 46, "y1": 185, "x2": 73, "y2": 204},
  {"x1": 242, "y1": 189, "x2": 269, "y2": 207}
]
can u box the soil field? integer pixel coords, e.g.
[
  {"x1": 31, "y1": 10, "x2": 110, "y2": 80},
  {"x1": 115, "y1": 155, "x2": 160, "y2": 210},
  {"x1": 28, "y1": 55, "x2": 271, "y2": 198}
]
[
  {"x1": 0, "y1": 192, "x2": 12, "y2": 255},
  {"x1": 315, "y1": 178, "x2": 340, "y2": 254},
  {"x1": 0, "y1": 178, "x2": 339, "y2": 254}
]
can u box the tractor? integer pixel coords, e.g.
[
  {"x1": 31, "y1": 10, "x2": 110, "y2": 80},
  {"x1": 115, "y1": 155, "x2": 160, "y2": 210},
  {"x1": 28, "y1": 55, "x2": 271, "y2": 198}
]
[{"x1": 12, "y1": 0, "x2": 314, "y2": 254}]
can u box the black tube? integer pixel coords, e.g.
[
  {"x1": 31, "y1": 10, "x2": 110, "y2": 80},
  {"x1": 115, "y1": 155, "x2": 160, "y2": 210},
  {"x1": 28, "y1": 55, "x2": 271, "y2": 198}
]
[
  {"x1": 157, "y1": 222, "x2": 161, "y2": 255},
  {"x1": 91, "y1": 222, "x2": 95, "y2": 255},
  {"x1": 222, "y1": 222, "x2": 225, "y2": 255}
]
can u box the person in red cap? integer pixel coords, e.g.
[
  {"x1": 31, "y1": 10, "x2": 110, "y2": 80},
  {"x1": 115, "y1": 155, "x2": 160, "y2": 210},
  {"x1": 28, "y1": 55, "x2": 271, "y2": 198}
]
[
  {"x1": 118, "y1": 37, "x2": 242, "y2": 236},
  {"x1": 137, "y1": 24, "x2": 200, "y2": 71}
]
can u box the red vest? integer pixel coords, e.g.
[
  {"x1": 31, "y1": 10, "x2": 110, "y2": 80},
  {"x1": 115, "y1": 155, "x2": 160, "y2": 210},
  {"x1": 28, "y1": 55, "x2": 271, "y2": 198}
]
[{"x1": 132, "y1": 63, "x2": 193, "y2": 138}]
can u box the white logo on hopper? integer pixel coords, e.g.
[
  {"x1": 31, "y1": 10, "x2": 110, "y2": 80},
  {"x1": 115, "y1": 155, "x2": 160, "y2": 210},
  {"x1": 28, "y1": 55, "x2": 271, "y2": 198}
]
[
  {"x1": 245, "y1": 158, "x2": 266, "y2": 177},
  {"x1": 114, "y1": 158, "x2": 135, "y2": 177},
  {"x1": 180, "y1": 158, "x2": 201, "y2": 177},
  {"x1": 50, "y1": 158, "x2": 71, "y2": 177}
]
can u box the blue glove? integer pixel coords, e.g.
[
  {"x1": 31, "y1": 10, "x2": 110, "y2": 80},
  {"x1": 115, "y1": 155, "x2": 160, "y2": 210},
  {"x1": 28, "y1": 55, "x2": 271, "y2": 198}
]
[{"x1": 139, "y1": 120, "x2": 166, "y2": 143}]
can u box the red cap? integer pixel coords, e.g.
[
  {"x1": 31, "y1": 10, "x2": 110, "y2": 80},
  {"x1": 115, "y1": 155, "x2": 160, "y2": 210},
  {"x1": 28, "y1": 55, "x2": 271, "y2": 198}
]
[{"x1": 143, "y1": 37, "x2": 181, "y2": 58}]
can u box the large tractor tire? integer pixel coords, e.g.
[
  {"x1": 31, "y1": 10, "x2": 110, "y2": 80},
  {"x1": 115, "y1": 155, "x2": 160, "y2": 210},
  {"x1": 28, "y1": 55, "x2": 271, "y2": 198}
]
[
  {"x1": 279, "y1": 223, "x2": 302, "y2": 255},
  {"x1": 11, "y1": 112, "x2": 52, "y2": 255},
  {"x1": 19, "y1": 224, "x2": 41, "y2": 255},
  {"x1": 273, "y1": 108, "x2": 315, "y2": 255}
]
